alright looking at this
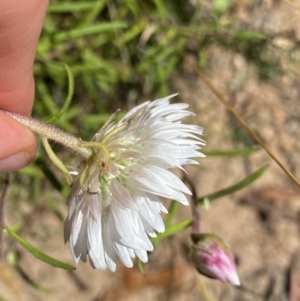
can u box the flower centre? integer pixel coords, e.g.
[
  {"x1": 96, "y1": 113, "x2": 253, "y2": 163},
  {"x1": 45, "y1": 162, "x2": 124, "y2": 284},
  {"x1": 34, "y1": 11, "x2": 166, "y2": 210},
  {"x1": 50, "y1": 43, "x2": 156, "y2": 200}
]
[{"x1": 78, "y1": 141, "x2": 111, "y2": 193}]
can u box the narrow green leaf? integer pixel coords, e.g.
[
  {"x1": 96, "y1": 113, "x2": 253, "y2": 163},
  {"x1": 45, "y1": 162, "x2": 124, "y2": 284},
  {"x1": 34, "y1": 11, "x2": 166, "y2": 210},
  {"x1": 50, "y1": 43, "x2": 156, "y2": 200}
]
[
  {"x1": 154, "y1": 0, "x2": 168, "y2": 22},
  {"x1": 152, "y1": 219, "x2": 193, "y2": 246},
  {"x1": 37, "y1": 82, "x2": 58, "y2": 115},
  {"x1": 46, "y1": 64, "x2": 74, "y2": 124},
  {"x1": 197, "y1": 165, "x2": 268, "y2": 204},
  {"x1": 55, "y1": 106, "x2": 82, "y2": 134},
  {"x1": 54, "y1": 22, "x2": 128, "y2": 43},
  {"x1": 198, "y1": 49, "x2": 207, "y2": 68},
  {"x1": 163, "y1": 201, "x2": 179, "y2": 228},
  {"x1": 233, "y1": 31, "x2": 267, "y2": 40},
  {"x1": 124, "y1": 0, "x2": 140, "y2": 17},
  {"x1": 81, "y1": 113, "x2": 117, "y2": 130},
  {"x1": 48, "y1": 2, "x2": 97, "y2": 12},
  {"x1": 136, "y1": 258, "x2": 144, "y2": 274},
  {"x1": 19, "y1": 165, "x2": 44, "y2": 178},
  {"x1": 115, "y1": 21, "x2": 146, "y2": 46},
  {"x1": 4, "y1": 226, "x2": 75, "y2": 271},
  {"x1": 203, "y1": 147, "x2": 259, "y2": 157},
  {"x1": 79, "y1": 0, "x2": 109, "y2": 27}
]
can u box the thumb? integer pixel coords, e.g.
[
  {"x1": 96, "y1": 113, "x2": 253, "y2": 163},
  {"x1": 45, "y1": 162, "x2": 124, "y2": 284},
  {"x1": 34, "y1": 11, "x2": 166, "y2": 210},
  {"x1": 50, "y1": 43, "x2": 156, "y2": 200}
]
[{"x1": 0, "y1": 0, "x2": 49, "y2": 172}]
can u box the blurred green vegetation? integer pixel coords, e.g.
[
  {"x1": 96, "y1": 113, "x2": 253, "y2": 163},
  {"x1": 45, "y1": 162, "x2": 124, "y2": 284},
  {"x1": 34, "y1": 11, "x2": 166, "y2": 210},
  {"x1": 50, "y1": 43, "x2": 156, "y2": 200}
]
[
  {"x1": 1, "y1": 0, "x2": 300, "y2": 292},
  {"x1": 34, "y1": 0, "x2": 290, "y2": 139}
]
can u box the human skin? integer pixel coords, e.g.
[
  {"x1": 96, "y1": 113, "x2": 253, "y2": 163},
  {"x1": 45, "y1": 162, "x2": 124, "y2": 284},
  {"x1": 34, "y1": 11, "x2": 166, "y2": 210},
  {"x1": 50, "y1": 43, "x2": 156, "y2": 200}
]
[{"x1": 0, "y1": 0, "x2": 49, "y2": 172}]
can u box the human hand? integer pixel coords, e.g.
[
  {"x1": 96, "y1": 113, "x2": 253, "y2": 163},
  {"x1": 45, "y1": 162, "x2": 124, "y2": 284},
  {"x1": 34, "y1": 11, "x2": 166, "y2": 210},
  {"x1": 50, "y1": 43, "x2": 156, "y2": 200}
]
[{"x1": 0, "y1": 0, "x2": 49, "y2": 172}]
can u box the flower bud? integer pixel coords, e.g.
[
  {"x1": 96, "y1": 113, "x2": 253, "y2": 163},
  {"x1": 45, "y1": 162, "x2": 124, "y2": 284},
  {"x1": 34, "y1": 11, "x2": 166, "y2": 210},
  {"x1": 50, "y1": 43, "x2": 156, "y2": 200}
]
[{"x1": 190, "y1": 233, "x2": 240, "y2": 286}]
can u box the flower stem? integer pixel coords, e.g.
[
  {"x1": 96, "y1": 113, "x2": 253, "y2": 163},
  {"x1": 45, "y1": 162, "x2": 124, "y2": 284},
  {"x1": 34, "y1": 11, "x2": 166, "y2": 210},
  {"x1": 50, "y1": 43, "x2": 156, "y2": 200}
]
[
  {"x1": 182, "y1": 173, "x2": 200, "y2": 237},
  {"x1": 195, "y1": 68, "x2": 300, "y2": 189},
  {"x1": 2, "y1": 110, "x2": 92, "y2": 159}
]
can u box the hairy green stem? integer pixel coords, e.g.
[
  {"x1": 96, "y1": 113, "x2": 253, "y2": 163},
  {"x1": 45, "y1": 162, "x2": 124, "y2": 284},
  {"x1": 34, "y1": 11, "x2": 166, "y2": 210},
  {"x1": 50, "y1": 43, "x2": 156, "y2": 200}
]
[{"x1": 2, "y1": 110, "x2": 92, "y2": 158}]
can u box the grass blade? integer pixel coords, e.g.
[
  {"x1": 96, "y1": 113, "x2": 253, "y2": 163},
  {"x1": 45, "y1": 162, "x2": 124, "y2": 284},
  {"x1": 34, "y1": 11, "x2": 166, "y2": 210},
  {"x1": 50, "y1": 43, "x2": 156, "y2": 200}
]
[
  {"x1": 197, "y1": 165, "x2": 268, "y2": 204},
  {"x1": 54, "y1": 22, "x2": 128, "y2": 42},
  {"x1": 136, "y1": 258, "x2": 144, "y2": 274},
  {"x1": 48, "y1": 2, "x2": 97, "y2": 12},
  {"x1": 152, "y1": 219, "x2": 193, "y2": 246},
  {"x1": 4, "y1": 226, "x2": 75, "y2": 271},
  {"x1": 203, "y1": 147, "x2": 259, "y2": 157},
  {"x1": 46, "y1": 64, "x2": 74, "y2": 124}
]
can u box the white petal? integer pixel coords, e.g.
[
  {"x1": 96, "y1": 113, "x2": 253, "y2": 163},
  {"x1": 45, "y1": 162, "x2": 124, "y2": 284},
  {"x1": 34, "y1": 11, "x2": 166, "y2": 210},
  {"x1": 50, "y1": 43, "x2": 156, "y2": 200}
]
[
  {"x1": 70, "y1": 207, "x2": 84, "y2": 247},
  {"x1": 134, "y1": 192, "x2": 165, "y2": 233},
  {"x1": 127, "y1": 165, "x2": 189, "y2": 205},
  {"x1": 87, "y1": 216, "x2": 106, "y2": 269},
  {"x1": 110, "y1": 179, "x2": 138, "y2": 210},
  {"x1": 111, "y1": 203, "x2": 154, "y2": 251},
  {"x1": 114, "y1": 243, "x2": 134, "y2": 268},
  {"x1": 134, "y1": 249, "x2": 148, "y2": 263}
]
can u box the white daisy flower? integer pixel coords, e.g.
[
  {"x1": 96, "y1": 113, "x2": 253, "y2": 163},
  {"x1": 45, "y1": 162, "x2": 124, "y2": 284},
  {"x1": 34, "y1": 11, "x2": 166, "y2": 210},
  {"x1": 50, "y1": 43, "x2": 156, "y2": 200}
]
[{"x1": 64, "y1": 94, "x2": 205, "y2": 271}]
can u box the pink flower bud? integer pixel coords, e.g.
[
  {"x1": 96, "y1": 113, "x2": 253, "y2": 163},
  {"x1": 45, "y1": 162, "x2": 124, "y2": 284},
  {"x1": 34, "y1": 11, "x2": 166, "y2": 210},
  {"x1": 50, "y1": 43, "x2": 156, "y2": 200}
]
[{"x1": 190, "y1": 233, "x2": 240, "y2": 286}]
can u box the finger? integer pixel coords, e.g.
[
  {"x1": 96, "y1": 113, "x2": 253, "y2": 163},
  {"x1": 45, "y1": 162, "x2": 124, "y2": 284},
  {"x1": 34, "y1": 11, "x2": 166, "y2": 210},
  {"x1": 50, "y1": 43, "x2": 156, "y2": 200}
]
[
  {"x1": 0, "y1": 0, "x2": 49, "y2": 172},
  {"x1": 0, "y1": 0, "x2": 49, "y2": 114},
  {"x1": 0, "y1": 113, "x2": 37, "y2": 172}
]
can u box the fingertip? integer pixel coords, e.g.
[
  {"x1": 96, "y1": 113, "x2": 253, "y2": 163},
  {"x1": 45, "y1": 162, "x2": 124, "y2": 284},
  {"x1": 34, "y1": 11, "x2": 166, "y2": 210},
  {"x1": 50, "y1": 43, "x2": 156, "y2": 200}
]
[
  {"x1": 0, "y1": 113, "x2": 37, "y2": 172},
  {"x1": 0, "y1": 152, "x2": 34, "y2": 173}
]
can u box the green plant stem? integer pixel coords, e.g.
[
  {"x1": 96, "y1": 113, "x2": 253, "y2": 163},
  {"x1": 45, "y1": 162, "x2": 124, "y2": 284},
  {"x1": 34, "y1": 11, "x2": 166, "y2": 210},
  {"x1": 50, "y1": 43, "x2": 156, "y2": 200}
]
[
  {"x1": 1, "y1": 110, "x2": 92, "y2": 159},
  {"x1": 195, "y1": 68, "x2": 300, "y2": 188},
  {"x1": 183, "y1": 173, "x2": 200, "y2": 235},
  {"x1": 4, "y1": 226, "x2": 75, "y2": 270},
  {"x1": 41, "y1": 137, "x2": 73, "y2": 185}
]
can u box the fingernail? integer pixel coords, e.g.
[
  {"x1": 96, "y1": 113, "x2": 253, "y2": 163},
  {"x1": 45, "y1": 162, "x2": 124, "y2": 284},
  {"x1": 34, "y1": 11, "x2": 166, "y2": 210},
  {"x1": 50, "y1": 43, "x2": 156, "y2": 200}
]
[{"x1": 0, "y1": 152, "x2": 30, "y2": 172}]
